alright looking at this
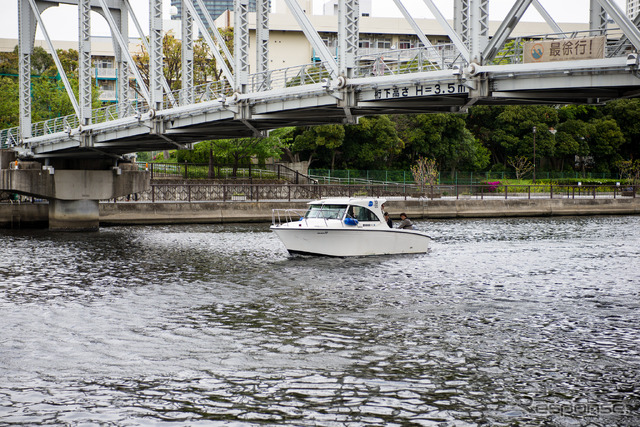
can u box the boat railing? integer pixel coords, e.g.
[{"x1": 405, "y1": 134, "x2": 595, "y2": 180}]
[
  {"x1": 272, "y1": 209, "x2": 307, "y2": 226},
  {"x1": 272, "y1": 208, "x2": 353, "y2": 227}
]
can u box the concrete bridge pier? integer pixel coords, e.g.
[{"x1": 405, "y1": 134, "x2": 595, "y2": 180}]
[
  {"x1": 1, "y1": 150, "x2": 150, "y2": 230},
  {"x1": 49, "y1": 199, "x2": 100, "y2": 231}
]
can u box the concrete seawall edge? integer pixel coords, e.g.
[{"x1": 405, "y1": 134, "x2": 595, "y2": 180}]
[{"x1": 1, "y1": 198, "x2": 638, "y2": 228}]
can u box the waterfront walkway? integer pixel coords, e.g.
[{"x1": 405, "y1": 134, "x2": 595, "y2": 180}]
[{"x1": 1, "y1": 181, "x2": 638, "y2": 228}]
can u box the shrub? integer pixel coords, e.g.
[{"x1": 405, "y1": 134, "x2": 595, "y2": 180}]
[{"x1": 480, "y1": 181, "x2": 501, "y2": 192}]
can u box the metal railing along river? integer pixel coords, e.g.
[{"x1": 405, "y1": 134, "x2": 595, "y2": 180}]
[
  {"x1": 106, "y1": 183, "x2": 638, "y2": 203},
  {"x1": 140, "y1": 162, "x2": 317, "y2": 184}
]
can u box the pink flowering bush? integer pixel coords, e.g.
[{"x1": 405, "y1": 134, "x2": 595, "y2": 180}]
[{"x1": 484, "y1": 181, "x2": 501, "y2": 192}]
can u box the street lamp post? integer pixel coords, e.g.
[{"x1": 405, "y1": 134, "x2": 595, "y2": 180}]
[{"x1": 532, "y1": 126, "x2": 537, "y2": 184}]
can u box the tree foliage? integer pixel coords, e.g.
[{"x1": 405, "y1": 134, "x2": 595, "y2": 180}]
[
  {"x1": 411, "y1": 157, "x2": 438, "y2": 191},
  {"x1": 395, "y1": 113, "x2": 489, "y2": 174},
  {"x1": 507, "y1": 156, "x2": 534, "y2": 180},
  {"x1": 177, "y1": 128, "x2": 291, "y2": 176},
  {"x1": 0, "y1": 77, "x2": 19, "y2": 128},
  {"x1": 132, "y1": 30, "x2": 228, "y2": 96},
  {"x1": 0, "y1": 45, "x2": 100, "y2": 127},
  {"x1": 343, "y1": 116, "x2": 403, "y2": 170},
  {"x1": 291, "y1": 124, "x2": 345, "y2": 170},
  {"x1": 617, "y1": 159, "x2": 640, "y2": 186}
]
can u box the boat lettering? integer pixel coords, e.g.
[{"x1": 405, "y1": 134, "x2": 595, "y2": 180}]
[{"x1": 317, "y1": 231, "x2": 328, "y2": 234}]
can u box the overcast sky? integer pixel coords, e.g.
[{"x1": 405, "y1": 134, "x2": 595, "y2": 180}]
[{"x1": 0, "y1": 0, "x2": 628, "y2": 41}]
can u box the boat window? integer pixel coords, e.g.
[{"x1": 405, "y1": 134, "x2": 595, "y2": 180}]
[
  {"x1": 305, "y1": 204, "x2": 347, "y2": 219},
  {"x1": 348, "y1": 206, "x2": 380, "y2": 222}
]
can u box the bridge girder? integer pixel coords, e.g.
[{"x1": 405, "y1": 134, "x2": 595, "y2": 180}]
[{"x1": 6, "y1": 0, "x2": 640, "y2": 161}]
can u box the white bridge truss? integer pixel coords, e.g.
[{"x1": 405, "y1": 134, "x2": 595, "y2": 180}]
[{"x1": 3, "y1": 0, "x2": 640, "y2": 160}]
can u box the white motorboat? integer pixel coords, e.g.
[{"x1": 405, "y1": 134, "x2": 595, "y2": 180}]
[{"x1": 270, "y1": 197, "x2": 431, "y2": 257}]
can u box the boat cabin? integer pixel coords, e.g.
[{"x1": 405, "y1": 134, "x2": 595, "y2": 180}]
[{"x1": 304, "y1": 198, "x2": 388, "y2": 227}]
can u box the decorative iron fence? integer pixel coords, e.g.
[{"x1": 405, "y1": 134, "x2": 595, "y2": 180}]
[
  {"x1": 308, "y1": 169, "x2": 625, "y2": 185},
  {"x1": 106, "y1": 183, "x2": 637, "y2": 203}
]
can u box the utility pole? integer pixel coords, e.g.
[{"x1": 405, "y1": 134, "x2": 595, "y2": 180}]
[{"x1": 532, "y1": 126, "x2": 537, "y2": 184}]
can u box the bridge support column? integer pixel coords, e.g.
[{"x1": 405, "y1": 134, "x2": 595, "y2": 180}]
[
  {"x1": 49, "y1": 199, "x2": 99, "y2": 231},
  {"x1": 1, "y1": 157, "x2": 150, "y2": 231}
]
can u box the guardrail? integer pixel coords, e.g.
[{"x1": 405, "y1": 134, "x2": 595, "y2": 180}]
[{"x1": 102, "y1": 183, "x2": 637, "y2": 203}]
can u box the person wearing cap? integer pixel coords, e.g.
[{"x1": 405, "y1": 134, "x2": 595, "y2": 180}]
[{"x1": 383, "y1": 211, "x2": 393, "y2": 228}]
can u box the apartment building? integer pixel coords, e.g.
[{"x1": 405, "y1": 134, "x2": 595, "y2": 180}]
[
  {"x1": 628, "y1": 0, "x2": 640, "y2": 19},
  {"x1": 213, "y1": 0, "x2": 587, "y2": 73}
]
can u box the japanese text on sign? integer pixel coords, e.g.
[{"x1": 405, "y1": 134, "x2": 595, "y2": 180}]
[
  {"x1": 370, "y1": 82, "x2": 468, "y2": 101},
  {"x1": 524, "y1": 36, "x2": 605, "y2": 63}
]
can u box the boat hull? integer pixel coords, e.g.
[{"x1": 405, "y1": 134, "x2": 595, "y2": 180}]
[{"x1": 270, "y1": 226, "x2": 430, "y2": 257}]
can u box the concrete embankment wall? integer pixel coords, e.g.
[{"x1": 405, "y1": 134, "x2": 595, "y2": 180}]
[
  {"x1": 418, "y1": 198, "x2": 640, "y2": 218},
  {"x1": 98, "y1": 198, "x2": 640, "y2": 225},
  {"x1": 1, "y1": 198, "x2": 639, "y2": 228},
  {"x1": 0, "y1": 203, "x2": 49, "y2": 228},
  {"x1": 99, "y1": 201, "x2": 310, "y2": 225}
]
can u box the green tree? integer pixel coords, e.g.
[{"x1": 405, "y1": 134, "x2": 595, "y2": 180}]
[
  {"x1": 585, "y1": 118, "x2": 625, "y2": 172},
  {"x1": 132, "y1": 30, "x2": 230, "y2": 95},
  {"x1": 342, "y1": 116, "x2": 403, "y2": 170},
  {"x1": 0, "y1": 77, "x2": 19, "y2": 128},
  {"x1": 603, "y1": 99, "x2": 640, "y2": 161},
  {"x1": 395, "y1": 113, "x2": 489, "y2": 176},
  {"x1": 177, "y1": 130, "x2": 288, "y2": 176},
  {"x1": 292, "y1": 124, "x2": 345, "y2": 170},
  {"x1": 467, "y1": 105, "x2": 558, "y2": 169},
  {"x1": 0, "y1": 47, "x2": 18, "y2": 75},
  {"x1": 465, "y1": 105, "x2": 507, "y2": 164},
  {"x1": 133, "y1": 32, "x2": 184, "y2": 93},
  {"x1": 554, "y1": 119, "x2": 590, "y2": 171},
  {"x1": 31, "y1": 46, "x2": 55, "y2": 75},
  {"x1": 557, "y1": 104, "x2": 601, "y2": 122}
]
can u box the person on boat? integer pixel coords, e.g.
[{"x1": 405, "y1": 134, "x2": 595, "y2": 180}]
[
  {"x1": 384, "y1": 212, "x2": 393, "y2": 228},
  {"x1": 397, "y1": 213, "x2": 414, "y2": 230}
]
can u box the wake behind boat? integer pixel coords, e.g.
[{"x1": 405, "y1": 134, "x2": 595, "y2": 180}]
[{"x1": 270, "y1": 197, "x2": 431, "y2": 257}]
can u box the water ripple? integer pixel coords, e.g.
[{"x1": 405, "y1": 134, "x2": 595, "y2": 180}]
[{"x1": 1, "y1": 217, "x2": 639, "y2": 425}]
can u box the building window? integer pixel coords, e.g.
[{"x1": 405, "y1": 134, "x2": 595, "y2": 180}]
[
  {"x1": 94, "y1": 58, "x2": 113, "y2": 69},
  {"x1": 376, "y1": 39, "x2": 391, "y2": 50},
  {"x1": 359, "y1": 39, "x2": 371, "y2": 49},
  {"x1": 319, "y1": 33, "x2": 336, "y2": 49},
  {"x1": 399, "y1": 39, "x2": 411, "y2": 49},
  {"x1": 99, "y1": 80, "x2": 114, "y2": 91}
]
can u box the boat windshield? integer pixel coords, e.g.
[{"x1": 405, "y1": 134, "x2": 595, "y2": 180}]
[
  {"x1": 305, "y1": 204, "x2": 347, "y2": 220},
  {"x1": 347, "y1": 205, "x2": 381, "y2": 222}
]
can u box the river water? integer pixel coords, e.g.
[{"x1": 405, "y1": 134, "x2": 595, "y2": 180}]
[{"x1": 1, "y1": 216, "x2": 639, "y2": 426}]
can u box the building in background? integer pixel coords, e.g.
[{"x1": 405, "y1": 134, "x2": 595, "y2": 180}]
[
  {"x1": 0, "y1": 0, "x2": 588, "y2": 104},
  {"x1": 322, "y1": 0, "x2": 371, "y2": 16},
  {"x1": 628, "y1": 0, "x2": 640, "y2": 19},
  {"x1": 170, "y1": 0, "x2": 257, "y2": 22},
  {"x1": 214, "y1": 0, "x2": 587, "y2": 73}
]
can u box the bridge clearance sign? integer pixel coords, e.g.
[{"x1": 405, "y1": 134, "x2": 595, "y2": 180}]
[{"x1": 524, "y1": 36, "x2": 605, "y2": 63}]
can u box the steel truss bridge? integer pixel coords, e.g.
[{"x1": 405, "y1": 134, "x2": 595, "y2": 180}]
[{"x1": 3, "y1": 0, "x2": 640, "y2": 160}]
